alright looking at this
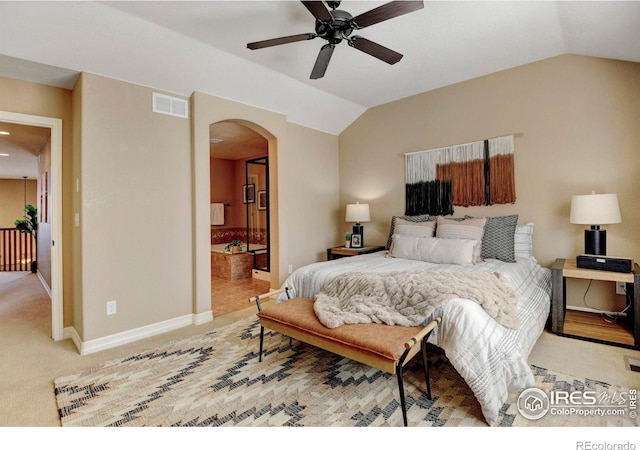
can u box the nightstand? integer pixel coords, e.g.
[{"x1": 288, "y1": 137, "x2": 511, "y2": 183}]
[
  {"x1": 551, "y1": 258, "x2": 639, "y2": 349},
  {"x1": 327, "y1": 245, "x2": 386, "y2": 261}
]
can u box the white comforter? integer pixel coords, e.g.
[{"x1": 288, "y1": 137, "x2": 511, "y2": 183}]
[{"x1": 279, "y1": 251, "x2": 552, "y2": 426}]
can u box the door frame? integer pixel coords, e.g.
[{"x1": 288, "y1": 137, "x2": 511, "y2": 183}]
[{"x1": 0, "y1": 110, "x2": 63, "y2": 341}]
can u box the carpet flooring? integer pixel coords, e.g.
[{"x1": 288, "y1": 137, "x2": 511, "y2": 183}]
[{"x1": 54, "y1": 316, "x2": 639, "y2": 427}]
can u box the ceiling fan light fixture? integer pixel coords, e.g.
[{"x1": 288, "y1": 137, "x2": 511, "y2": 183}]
[{"x1": 247, "y1": 1, "x2": 424, "y2": 79}]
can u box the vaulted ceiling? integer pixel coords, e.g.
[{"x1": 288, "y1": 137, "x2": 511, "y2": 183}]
[
  {"x1": 0, "y1": 1, "x2": 639, "y2": 177},
  {"x1": 1, "y1": 1, "x2": 639, "y2": 135}
]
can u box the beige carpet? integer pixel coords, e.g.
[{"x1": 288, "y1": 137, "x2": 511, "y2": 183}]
[{"x1": 53, "y1": 315, "x2": 638, "y2": 427}]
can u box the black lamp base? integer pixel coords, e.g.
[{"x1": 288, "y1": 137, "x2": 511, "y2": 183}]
[
  {"x1": 352, "y1": 223, "x2": 364, "y2": 248},
  {"x1": 585, "y1": 227, "x2": 606, "y2": 256}
]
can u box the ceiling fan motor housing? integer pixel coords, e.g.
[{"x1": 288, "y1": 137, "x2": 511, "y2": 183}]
[{"x1": 315, "y1": 9, "x2": 354, "y2": 45}]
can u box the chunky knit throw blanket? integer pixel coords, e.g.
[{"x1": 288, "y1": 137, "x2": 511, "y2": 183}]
[{"x1": 313, "y1": 270, "x2": 519, "y2": 329}]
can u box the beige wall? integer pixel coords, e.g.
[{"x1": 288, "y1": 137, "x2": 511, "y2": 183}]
[
  {"x1": 0, "y1": 179, "x2": 37, "y2": 228},
  {"x1": 339, "y1": 55, "x2": 640, "y2": 310},
  {"x1": 37, "y1": 136, "x2": 52, "y2": 288},
  {"x1": 77, "y1": 73, "x2": 193, "y2": 340},
  {"x1": 285, "y1": 122, "x2": 341, "y2": 266},
  {"x1": 2, "y1": 73, "x2": 340, "y2": 347},
  {"x1": 71, "y1": 75, "x2": 83, "y2": 334}
]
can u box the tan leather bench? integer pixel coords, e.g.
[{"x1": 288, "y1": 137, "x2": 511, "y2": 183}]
[{"x1": 250, "y1": 287, "x2": 441, "y2": 426}]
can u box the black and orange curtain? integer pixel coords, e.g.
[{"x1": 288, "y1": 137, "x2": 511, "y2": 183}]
[{"x1": 405, "y1": 136, "x2": 515, "y2": 216}]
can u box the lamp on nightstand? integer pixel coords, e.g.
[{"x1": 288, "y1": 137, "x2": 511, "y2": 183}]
[
  {"x1": 345, "y1": 202, "x2": 370, "y2": 248},
  {"x1": 570, "y1": 191, "x2": 621, "y2": 256}
]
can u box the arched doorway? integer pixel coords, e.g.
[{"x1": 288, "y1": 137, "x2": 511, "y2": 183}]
[{"x1": 208, "y1": 120, "x2": 276, "y2": 316}]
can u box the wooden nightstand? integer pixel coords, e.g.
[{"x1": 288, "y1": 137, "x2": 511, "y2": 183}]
[
  {"x1": 327, "y1": 245, "x2": 386, "y2": 261},
  {"x1": 551, "y1": 258, "x2": 640, "y2": 349}
]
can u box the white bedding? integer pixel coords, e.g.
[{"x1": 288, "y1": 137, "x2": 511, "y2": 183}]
[{"x1": 279, "y1": 251, "x2": 552, "y2": 426}]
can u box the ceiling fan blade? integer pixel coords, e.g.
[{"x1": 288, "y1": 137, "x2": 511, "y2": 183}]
[
  {"x1": 310, "y1": 44, "x2": 335, "y2": 79},
  {"x1": 247, "y1": 33, "x2": 317, "y2": 50},
  {"x1": 301, "y1": 1, "x2": 333, "y2": 21},
  {"x1": 353, "y1": 1, "x2": 424, "y2": 29},
  {"x1": 348, "y1": 36, "x2": 403, "y2": 65}
]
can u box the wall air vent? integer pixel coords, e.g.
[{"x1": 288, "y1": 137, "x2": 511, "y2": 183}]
[{"x1": 152, "y1": 92, "x2": 189, "y2": 119}]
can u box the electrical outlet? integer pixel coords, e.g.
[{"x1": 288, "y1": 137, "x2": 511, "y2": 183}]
[
  {"x1": 616, "y1": 282, "x2": 626, "y2": 296},
  {"x1": 106, "y1": 300, "x2": 117, "y2": 315},
  {"x1": 288, "y1": 264, "x2": 293, "y2": 274}
]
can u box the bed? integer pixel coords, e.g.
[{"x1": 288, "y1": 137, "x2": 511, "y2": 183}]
[{"x1": 278, "y1": 216, "x2": 552, "y2": 426}]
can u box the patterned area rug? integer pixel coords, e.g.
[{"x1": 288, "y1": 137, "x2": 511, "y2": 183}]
[{"x1": 55, "y1": 317, "x2": 638, "y2": 427}]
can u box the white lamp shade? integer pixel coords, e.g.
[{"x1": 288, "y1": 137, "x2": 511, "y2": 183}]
[
  {"x1": 345, "y1": 203, "x2": 370, "y2": 223},
  {"x1": 570, "y1": 193, "x2": 621, "y2": 225}
]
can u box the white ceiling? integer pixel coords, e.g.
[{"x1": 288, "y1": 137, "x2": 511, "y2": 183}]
[
  {"x1": 103, "y1": 0, "x2": 640, "y2": 108},
  {"x1": 0, "y1": 0, "x2": 639, "y2": 175},
  {"x1": 0, "y1": 122, "x2": 48, "y2": 179}
]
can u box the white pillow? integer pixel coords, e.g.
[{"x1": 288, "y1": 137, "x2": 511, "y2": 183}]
[
  {"x1": 388, "y1": 219, "x2": 437, "y2": 253},
  {"x1": 390, "y1": 234, "x2": 478, "y2": 265},
  {"x1": 514, "y1": 222, "x2": 534, "y2": 259},
  {"x1": 435, "y1": 216, "x2": 487, "y2": 263}
]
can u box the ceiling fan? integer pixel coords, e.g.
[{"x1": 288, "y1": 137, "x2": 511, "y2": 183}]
[{"x1": 247, "y1": 1, "x2": 424, "y2": 79}]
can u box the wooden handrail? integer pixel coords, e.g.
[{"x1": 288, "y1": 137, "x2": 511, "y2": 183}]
[{"x1": 0, "y1": 228, "x2": 36, "y2": 272}]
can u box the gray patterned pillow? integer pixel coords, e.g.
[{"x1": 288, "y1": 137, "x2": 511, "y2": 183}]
[
  {"x1": 466, "y1": 214, "x2": 518, "y2": 263},
  {"x1": 385, "y1": 214, "x2": 437, "y2": 249}
]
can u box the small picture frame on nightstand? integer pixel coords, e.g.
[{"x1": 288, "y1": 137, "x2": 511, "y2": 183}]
[{"x1": 350, "y1": 233, "x2": 362, "y2": 248}]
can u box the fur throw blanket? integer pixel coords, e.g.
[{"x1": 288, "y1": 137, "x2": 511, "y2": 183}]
[{"x1": 313, "y1": 270, "x2": 519, "y2": 329}]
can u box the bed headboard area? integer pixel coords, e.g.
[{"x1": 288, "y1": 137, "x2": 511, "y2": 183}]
[{"x1": 385, "y1": 214, "x2": 533, "y2": 265}]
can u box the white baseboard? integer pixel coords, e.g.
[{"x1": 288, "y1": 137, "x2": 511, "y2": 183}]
[
  {"x1": 70, "y1": 312, "x2": 214, "y2": 355},
  {"x1": 36, "y1": 272, "x2": 53, "y2": 299},
  {"x1": 193, "y1": 309, "x2": 213, "y2": 325}
]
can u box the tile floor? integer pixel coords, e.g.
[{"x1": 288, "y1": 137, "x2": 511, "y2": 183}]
[{"x1": 211, "y1": 276, "x2": 271, "y2": 317}]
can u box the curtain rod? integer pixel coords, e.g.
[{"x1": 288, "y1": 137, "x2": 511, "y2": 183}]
[{"x1": 400, "y1": 132, "x2": 524, "y2": 156}]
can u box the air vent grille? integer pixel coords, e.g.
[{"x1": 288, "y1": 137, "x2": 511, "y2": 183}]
[{"x1": 152, "y1": 93, "x2": 189, "y2": 119}]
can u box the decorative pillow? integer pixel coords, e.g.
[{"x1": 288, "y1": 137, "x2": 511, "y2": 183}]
[
  {"x1": 390, "y1": 234, "x2": 477, "y2": 265},
  {"x1": 514, "y1": 222, "x2": 534, "y2": 259},
  {"x1": 465, "y1": 214, "x2": 518, "y2": 263},
  {"x1": 388, "y1": 219, "x2": 437, "y2": 253},
  {"x1": 394, "y1": 218, "x2": 436, "y2": 238},
  {"x1": 435, "y1": 216, "x2": 487, "y2": 263},
  {"x1": 385, "y1": 214, "x2": 437, "y2": 249}
]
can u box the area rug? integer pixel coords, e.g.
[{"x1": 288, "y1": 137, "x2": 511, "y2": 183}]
[{"x1": 55, "y1": 316, "x2": 638, "y2": 427}]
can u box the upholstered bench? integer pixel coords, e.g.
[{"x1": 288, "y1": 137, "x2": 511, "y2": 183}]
[{"x1": 250, "y1": 288, "x2": 441, "y2": 426}]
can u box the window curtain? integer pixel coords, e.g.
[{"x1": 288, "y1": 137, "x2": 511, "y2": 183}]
[{"x1": 405, "y1": 135, "x2": 515, "y2": 216}]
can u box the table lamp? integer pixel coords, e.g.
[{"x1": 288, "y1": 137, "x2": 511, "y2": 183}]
[
  {"x1": 570, "y1": 191, "x2": 621, "y2": 256},
  {"x1": 345, "y1": 202, "x2": 370, "y2": 248}
]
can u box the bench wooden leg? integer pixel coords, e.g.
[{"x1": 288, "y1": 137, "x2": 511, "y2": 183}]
[
  {"x1": 396, "y1": 331, "x2": 435, "y2": 426},
  {"x1": 259, "y1": 325, "x2": 265, "y2": 362},
  {"x1": 421, "y1": 339, "x2": 432, "y2": 400},
  {"x1": 396, "y1": 366, "x2": 409, "y2": 427}
]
